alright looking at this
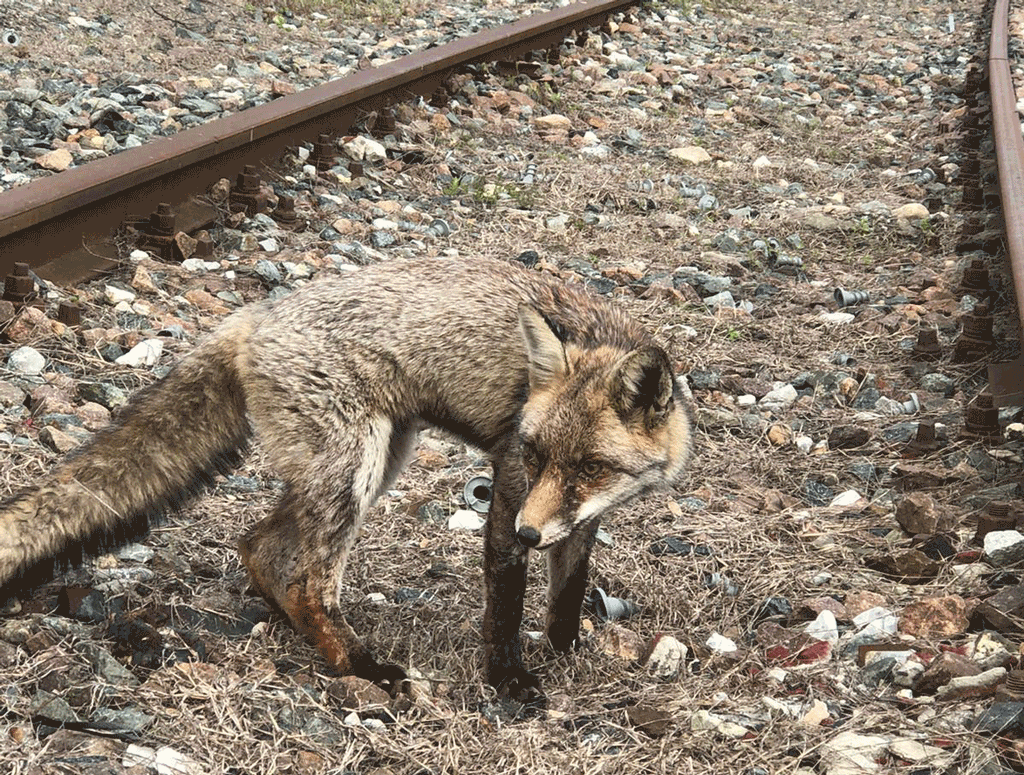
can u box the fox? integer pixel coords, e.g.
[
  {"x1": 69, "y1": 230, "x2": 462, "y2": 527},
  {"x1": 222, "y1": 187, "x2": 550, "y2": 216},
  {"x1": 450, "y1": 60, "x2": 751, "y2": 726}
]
[{"x1": 0, "y1": 256, "x2": 692, "y2": 700}]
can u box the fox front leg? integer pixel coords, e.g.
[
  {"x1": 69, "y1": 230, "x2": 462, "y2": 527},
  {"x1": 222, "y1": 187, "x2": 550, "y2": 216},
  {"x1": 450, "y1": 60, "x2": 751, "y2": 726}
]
[
  {"x1": 482, "y1": 449, "x2": 541, "y2": 702},
  {"x1": 545, "y1": 519, "x2": 599, "y2": 652}
]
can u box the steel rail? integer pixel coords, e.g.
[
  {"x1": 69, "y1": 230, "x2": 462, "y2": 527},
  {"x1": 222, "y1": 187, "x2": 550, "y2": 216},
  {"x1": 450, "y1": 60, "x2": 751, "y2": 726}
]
[
  {"x1": 0, "y1": 0, "x2": 637, "y2": 284},
  {"x1": 990, "y1": 0, "x2": 1024, "y2": 323},
  {"x1": 987, "y1": 0, "x2": 1024, "y2": 403}
]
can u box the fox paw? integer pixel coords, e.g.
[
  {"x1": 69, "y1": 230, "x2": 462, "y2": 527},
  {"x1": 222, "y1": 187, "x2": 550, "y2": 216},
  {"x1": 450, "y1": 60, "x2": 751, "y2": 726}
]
[
  {"x1": 547, "y1": 626, "x2": 580, "y2": 653},
  {"x1": 490, "y1": 665, "x2": 546, "y2": 707},
  {"x1": 354, "y1": 657, "x2": 408, "y2": 696}
]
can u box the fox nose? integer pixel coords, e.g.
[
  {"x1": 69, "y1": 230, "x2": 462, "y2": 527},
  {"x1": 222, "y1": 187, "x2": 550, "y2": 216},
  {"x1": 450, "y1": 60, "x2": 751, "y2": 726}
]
[{"x1": 516, "y1": 526, "x2": 541, "y2": 548}]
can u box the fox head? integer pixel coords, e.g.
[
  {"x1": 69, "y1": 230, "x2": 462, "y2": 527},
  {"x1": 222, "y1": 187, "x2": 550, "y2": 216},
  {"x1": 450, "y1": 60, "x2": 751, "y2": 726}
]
[{"x1": 514, "y1": 305, "x2": 692, "y2": 550}]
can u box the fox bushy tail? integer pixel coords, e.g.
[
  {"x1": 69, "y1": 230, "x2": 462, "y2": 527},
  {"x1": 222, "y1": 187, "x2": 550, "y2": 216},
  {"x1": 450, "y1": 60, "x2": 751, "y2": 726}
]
[{"x1": 0, "y1": 310, "x2": 260, "y2": 591}]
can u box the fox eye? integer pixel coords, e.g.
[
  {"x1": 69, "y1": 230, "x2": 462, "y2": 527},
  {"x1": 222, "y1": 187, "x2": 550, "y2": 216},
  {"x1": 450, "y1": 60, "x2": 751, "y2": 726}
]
[
  {"x1": 522, "y1": 444, "x2": 540, "y2": 473},
  {"x1": 579, "y1": 461, "x2": 604, "y2": 482}
]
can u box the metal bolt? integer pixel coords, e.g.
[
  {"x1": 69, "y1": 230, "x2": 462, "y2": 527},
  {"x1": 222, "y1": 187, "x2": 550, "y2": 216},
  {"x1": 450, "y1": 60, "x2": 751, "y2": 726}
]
[
  {"x1": 427, "y1": 218, "x2": 451, "y2": 237},
  {"x1": 974, "y1": 501, "x2": 1016, "y2": 544},
  {"x1": 899, "y1": 393, "x2": 921, "y2": 414},
  {"x1": 959, "y1": 257, "x2": 990, "y2": 293},
  {"x1": 772, "y1": 253, "x2": 803, "y2": 268},
  {"x1": 229, "y1": 165, "x2": 268, "y2": 216},
  {"x1": 193, "y1": 230, "x2": 214, "y2": 258},
  {"x1": 312, "y1": 134, "x2": 336, "y2": 172},
  {"x1": 149, "y1": 202, "x2": 176, "y2": 236},
  {"x1": 2, "y1": 262, "x2": 37, "y2": 305},
  {"x1": 56, "y1": 303, "x2": 81, "y2": 327},
  {"x1": 962, "y1": 391, "x2": 1001, "y2": 441},
  {"x1": 463, "y1": 476, "x2": 493, "y2": 513},
  {"x1": 373, "y1": 107, "x2": 396, "y2": 138},
  {"x1": 904, "y1": 419, "x2": 941, "y2": 458},
  {"x1": 429, "y1": 86, "x2": 448, "y2": 108},
  {"x1": 235, "y1": 165, "x2": 260, "y2": 194},
  {"x1": 952, "y1": 301, "x2": 994, "y2": 363},
  {"x1": 271, "y1": 194, "x2": 299, "y2": 229},
  {"x1": 589, "y1": 587, "x2": 640, "y2": 621},
  {"x1": 834, "y1": 288, "x2": 869, "y2": 307},
  {"x1": 912, "y1": 327, "x2": 943, "y2": 361}
]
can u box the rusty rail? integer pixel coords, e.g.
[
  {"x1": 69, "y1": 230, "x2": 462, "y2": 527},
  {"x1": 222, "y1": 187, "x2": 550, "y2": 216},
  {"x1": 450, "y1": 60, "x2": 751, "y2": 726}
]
[
  {"x1": 0, "y1": 0, "x2": 636, "y2": 284},
  {"x1": 987, "y1": 0, "x2": 1024, "y2": 404}
]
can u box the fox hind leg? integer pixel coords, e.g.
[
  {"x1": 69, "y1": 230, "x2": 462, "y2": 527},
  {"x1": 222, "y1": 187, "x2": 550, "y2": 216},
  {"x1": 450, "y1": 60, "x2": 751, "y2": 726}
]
[{"x1": 239, "y1": 417, "x2": 416, "y2": 691}]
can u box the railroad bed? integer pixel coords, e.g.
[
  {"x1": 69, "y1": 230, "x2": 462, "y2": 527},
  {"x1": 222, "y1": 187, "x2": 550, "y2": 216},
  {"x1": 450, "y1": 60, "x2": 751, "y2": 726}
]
[{"x1": 2, "y1": 0, "x2": 1022, "y2": 773}]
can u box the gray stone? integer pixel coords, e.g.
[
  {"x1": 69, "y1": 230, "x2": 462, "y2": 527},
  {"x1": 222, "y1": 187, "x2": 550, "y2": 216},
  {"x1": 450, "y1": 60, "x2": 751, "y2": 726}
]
[
  {"x1": 254, "y1": 259, "x2": 282, "y2": 284},
  {"x1": 90, "y1": 707, "x2": 155, "y2": 736},
  {"x1": 30, "y1": 690, "x2": 80, "y2": 723},
  {"x1": 77, "y1": 382, "x2": 127, "y2": 409},
  {"x1": 0, "y1": 381, "x2": 26, "y2": 408},
  {"x1": 984, "y1": 530, "x2": 1024, "y2": 567},
  {"x1": 75, "y1": 642, "x2": 139, "y2": 687},
  {"x1": 7, "y1": 346, "x2": 45, "y2": 375}
]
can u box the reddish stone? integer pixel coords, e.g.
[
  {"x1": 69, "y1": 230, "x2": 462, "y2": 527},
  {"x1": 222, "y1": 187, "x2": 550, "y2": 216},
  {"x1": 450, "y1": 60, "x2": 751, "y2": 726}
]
[
  {"x1": 900, "y1": 596, "x2": 968, "y2": 637},
  {"x1": 798, "y1": 596, "x2": 849, "y2": 622},
  {"x1": 913, "y1": 651, "x2": 981, "y2": 695}
]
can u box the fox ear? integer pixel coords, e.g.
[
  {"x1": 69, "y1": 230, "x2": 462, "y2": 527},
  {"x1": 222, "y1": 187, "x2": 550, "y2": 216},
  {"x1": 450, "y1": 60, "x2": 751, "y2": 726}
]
[
  {"x1": 611, "y1": 346, "x2": 675, "y2": 423},
  {"x1": 519, "y1": 305, "x2": 567, "y2": 391}
]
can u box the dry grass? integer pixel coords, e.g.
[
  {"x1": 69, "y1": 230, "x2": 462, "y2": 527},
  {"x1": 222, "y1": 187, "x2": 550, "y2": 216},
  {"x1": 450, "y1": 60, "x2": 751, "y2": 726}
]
[{"x1": 0, "y1": 0, "x2": 1010, "y2": 772}]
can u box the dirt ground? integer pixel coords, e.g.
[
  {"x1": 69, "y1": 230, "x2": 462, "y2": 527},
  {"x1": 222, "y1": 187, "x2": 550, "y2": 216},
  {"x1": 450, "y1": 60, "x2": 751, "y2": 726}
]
[{"x1": 1, "y1": 0, "x2": 1020, "y2": 773}]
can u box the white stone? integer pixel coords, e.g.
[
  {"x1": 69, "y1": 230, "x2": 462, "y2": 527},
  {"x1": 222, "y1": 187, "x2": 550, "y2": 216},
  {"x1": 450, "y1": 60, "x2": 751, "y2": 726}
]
[
  {"x1": 129, "y1": 249, "x2": 149, "y2": 261},
  {"x1": 703, "y1": 290, "x2": 735, "y2": 309},
  {"x1": 759, "y1": 383, "x2": 798, "y2": 410},
  {"x1": 115, "y1": 339, "x2": 163, "y2": 368},
  {"x1": 893, "y1": 658, "x2": 926, "y2": 687},
  {"x1": 968, "y1": 631, "x2": 1013, "y2": 668},
  {"x1": 752, "y1": 155, "x2": 771, "y2": 169},
  {"x1": 736, "y1": 394, "x2": 757, "y2": 408},
  {"x1": 123, "y1": 744, "x2": 204, "y2": 775},
  {"x1": 984, "y1": 529, "x2": 1024, "y2": 566},
  {"x1": 365, "y1": 592, "x2": 386, "y2": 604},
  {"x1": 646, "y1": 634, "x2": 687, "y2": 679},
  {"x1": 888, "y1": 739, "x2": 951, "y2": 765},
  {"x1": 852, "y1": 606, "x2": 898, "y2": 637},
  {"x1": 893, "y1": 203, "x2": 929, "y2": 220},
  {"x1": 820, "y1": 311, "x2": 856, "y2": 324},
  {"x1": 104, "y1": 284, "x2": 136, "y2": 305},
  {"x1": 580, "y1": 144, "x2": 612, "y2": 160},
  {"x1": 668, "y1": 145, "x2": 712, "y2": 164},
  {"x1": 795, "y1": 435, "x2": 813, "y2": 454},
  {"x1": 935, "y1": 666, "x2": 1006, "y2": 699},
  {"x1": 258, "y1": 237, "x2": 279, "y2": 253},
  {"x1": 343, "y1": 135, "x2": 386, "y2": 162},
  {"x1": 804, "y1": 610, "x2": 839, "y2": 644},
  {"x1": 7, "y1": 346, "x2": 45, "y2": 375},
  {"x1": 448, "y1": 509, "x2": 485, "y2": 532},
  {"x1": 705, "y1": 632, "x2": 737, "y2": 654},
  {"x1": 690, "y1": 709, "x2": 748, "y2": 738},
  {"x1": 180, "y1": 258, "x2": 207, "y2": 273},
  {"x1": 372, "y1": 218, "x2": 398, "y2": 230},
  {"x1": 820, "y1": 731, "x2": 890, "y2": 775},
  {"x1": 829, "y1": 489, "x2": 862, "y2": 507}
]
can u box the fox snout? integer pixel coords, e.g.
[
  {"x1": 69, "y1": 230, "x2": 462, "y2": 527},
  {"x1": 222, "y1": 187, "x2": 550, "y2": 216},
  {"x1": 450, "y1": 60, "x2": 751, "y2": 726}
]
[{"x1": 516, "y1": 525, "x2": 542, "y2": 548}]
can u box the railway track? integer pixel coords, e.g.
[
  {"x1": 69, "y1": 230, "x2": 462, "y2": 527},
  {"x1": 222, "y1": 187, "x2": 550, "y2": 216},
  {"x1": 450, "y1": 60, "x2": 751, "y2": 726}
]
[
  {"x1": 0, "y1": 0, "x2": 636, "y2": 286},
  {"x1": 985, "y1": 0, "x2": 1024, "y2": 406}
]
